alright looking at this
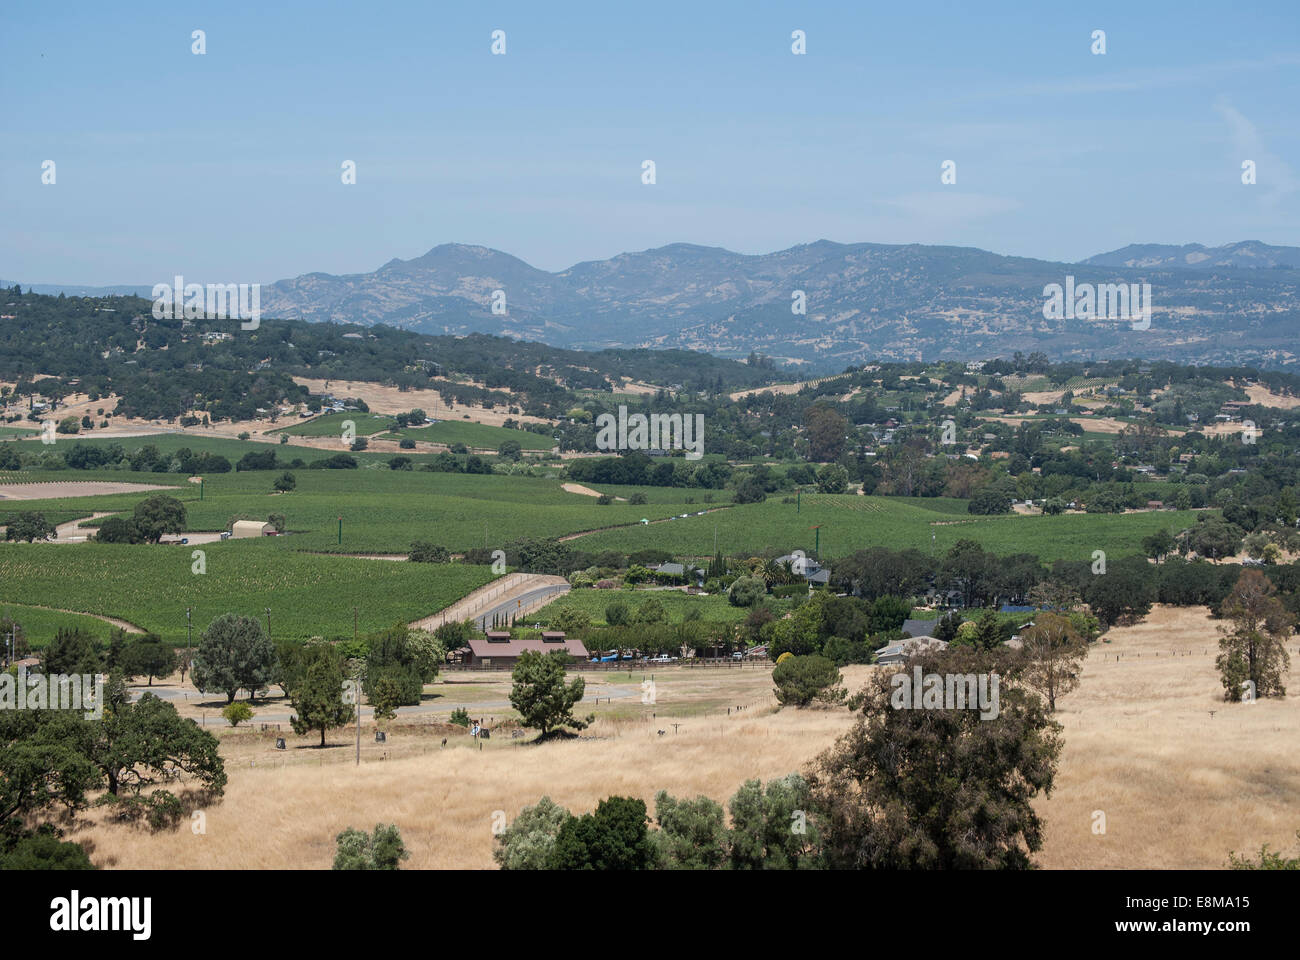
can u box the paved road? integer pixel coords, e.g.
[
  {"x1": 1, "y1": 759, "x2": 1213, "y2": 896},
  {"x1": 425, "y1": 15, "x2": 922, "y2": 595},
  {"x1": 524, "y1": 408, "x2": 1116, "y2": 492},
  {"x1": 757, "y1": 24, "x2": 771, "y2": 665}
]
[{"x1": 469, "y1": 582, "x2": 570, "y2": 630}]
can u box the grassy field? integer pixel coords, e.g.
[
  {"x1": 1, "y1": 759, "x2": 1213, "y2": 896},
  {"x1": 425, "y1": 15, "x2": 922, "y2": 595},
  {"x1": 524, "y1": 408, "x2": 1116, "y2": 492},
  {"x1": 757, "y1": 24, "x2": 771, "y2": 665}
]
[
  {"x1": 572, "y1": 494, "x2": 1205, "y2": 563},
  {"x1": 0, "y1": 540, "x2": 497, "y2": 644},
  {"x1": 381, "y1": 419, "x2": 555, "y2": 451},
  {"x1": 66, "y1": 605, "x2": 1300, "y2": 868}
]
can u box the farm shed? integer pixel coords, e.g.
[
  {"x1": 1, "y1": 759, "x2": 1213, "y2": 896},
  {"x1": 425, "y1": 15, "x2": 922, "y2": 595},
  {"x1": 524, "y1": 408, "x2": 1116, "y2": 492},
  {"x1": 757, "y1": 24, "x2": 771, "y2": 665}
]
[
  {"x1": 463, "y1": 632, "x2": 589, "y2": 668},
  {"x1": 231, "y1": 520, "x2": 276, "y2": 538}
]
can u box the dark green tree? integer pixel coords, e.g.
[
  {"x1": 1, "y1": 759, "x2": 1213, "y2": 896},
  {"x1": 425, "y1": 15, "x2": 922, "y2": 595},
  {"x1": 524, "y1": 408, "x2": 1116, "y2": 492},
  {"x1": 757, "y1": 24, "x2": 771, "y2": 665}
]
[
  {"x1": 508, "y1": 649, "x2": 592, "y2": 739},
  {"x1": 289, "y1": 646, "x2": 354, "y2": 747},
  {"x1": 191, "y1": 614, "x2": 276, "y2": 703},
  {"x1": 549, "y1": 796, "x2": 653, "y2": 870},
  {"x1": 118, "y1": 636, "x2": 178, "y2": 686}
]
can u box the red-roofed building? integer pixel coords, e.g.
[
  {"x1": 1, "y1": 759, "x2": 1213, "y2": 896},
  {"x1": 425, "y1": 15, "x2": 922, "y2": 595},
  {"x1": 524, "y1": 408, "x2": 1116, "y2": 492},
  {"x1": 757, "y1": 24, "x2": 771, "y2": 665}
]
[{"x1": 463, "y1": 631, "x2": 589, "y2": 667}]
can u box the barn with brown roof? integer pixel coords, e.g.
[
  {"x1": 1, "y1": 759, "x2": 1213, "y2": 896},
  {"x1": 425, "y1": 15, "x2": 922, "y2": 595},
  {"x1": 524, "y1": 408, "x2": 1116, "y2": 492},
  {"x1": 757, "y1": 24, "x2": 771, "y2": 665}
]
[{"x1": 463, "y1": 631, "x2": 589, "y2": 667}]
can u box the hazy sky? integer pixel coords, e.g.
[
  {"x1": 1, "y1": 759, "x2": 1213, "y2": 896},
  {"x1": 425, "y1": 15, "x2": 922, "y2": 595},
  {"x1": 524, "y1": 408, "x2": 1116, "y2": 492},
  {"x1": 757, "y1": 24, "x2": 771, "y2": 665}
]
[{"x1": 3, "y1": 1, "x2": 1297, "y2": 285}]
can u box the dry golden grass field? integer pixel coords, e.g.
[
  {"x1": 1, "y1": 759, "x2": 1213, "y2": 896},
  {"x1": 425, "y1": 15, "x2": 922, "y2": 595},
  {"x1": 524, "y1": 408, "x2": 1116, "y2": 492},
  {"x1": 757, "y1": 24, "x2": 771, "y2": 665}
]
[{"x1": 68, "y1": 606, "x2": 1300, "y2": 870}]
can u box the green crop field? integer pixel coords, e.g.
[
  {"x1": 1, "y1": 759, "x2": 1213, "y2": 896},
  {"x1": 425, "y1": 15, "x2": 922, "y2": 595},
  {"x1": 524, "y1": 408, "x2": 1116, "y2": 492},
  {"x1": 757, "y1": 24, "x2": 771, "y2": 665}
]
[
  {"x1": 0, "y1": 468, "x2": 713, "y2": 553},
  {"x1": 568, "y1": 494, "x2": 1205, "y2": 563},
  {"x1": 0, "y1": 601, "x2": 119, "y2": 649},
  {"x1": 382, "y1": 419, "x2": 555, "y2": 451},
  {"x1": 274, "y1": 412, "x2": 396, "y2": 438},
  {"x1": 536, "y1": 587, "x2": 781, "y2": 627},
  {"x1": 0, "y1": 540, "x2": 497, "y2": 645}
]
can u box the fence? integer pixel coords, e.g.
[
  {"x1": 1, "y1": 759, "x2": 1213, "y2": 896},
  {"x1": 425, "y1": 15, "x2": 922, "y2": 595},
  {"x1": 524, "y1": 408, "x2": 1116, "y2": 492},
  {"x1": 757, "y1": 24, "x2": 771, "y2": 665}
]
[{"x1": 444, "y1": 656, "x2": 770, "y2": 673}]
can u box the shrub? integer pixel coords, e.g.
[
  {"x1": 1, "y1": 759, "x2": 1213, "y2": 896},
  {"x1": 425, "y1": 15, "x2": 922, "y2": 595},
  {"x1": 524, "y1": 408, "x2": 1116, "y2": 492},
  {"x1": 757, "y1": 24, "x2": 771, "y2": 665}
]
[
  {"x1": 333, "y1": 824, "x2": 409, "y2": 870},
  {"x1": 408, "y1": 541, "x2": 451, "y2": 563},
  {"x1": 728, "y1": 576, "x2": 767, "y2": 608},
  {"x1": 771, "y1": 654, "x2": 845, "y2": 707},
  {"x1": 222, "y1": 702, "x2": 254, "y2": 727},
  {"x1": 450, "y1": 707, "x2": 470, "y2": 727}
]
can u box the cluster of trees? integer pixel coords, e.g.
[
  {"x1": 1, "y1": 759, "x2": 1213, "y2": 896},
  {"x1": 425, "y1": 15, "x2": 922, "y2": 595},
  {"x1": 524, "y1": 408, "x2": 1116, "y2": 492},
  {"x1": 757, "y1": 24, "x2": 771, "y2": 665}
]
[
  {"x1": 95, "y1": 495, "x2": 187, "y2": 543},
  {"x1": 0, "y1": 670, "x2": 225, "y2": 869},
  {"x1": 2, "y1": 511, "x2": 56, "y2": 542},
  {"x1": 494, "y1": 775, "x2": 821, "y2": 870}
]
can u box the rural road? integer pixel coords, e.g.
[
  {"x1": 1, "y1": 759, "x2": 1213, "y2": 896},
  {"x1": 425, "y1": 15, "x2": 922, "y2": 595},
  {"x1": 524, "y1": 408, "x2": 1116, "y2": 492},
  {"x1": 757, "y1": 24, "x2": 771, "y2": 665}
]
[{"x1": 467, "y1": 582, "x2": 571, "y2": 630}]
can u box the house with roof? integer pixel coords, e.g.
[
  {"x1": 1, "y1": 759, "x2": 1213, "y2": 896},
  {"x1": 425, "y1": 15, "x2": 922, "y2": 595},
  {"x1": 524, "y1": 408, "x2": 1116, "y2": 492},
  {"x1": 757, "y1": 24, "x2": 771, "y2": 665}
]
[
  {"x1": 900, "y1": 618, "x2": 940, "y2": 639},
  {"x1": 651, "y1": 562, "x2": 707, "y2": 586},
  {"x1": 874, "y1": 636, "x2": 949, "y2": 665},
  {"x1": 774, "y1": 554, "x2": 831, "y2": 587}
]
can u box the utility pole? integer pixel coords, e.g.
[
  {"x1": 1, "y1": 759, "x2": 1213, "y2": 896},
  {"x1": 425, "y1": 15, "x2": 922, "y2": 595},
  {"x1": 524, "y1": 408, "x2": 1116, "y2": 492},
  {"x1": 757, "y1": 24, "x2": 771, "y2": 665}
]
[
  {"x1": 265, "y1": 607, "x2": 271, "y2": 639},
  {"x1": 186, "y1": 607, "x2": 192, "y2": 681}
]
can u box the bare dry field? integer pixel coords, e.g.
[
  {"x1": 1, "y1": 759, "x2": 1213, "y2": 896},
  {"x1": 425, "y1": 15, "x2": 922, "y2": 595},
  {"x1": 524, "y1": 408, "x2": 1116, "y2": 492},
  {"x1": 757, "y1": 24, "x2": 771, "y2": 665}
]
[
  {"x1": 0, "y1": 480, "x2": 177, "y2": 500},
  {"x1": 1035, "y1": 605, "x2": 1300, "y2": 869},
  {"x1": 1241, "y1": 383, "x2": 1300, "y2": 410},
  {"x1": 290, "y1": 377, "x2": 552, "y2": 428},
  {"x1": 68, "y1": 607, "x2": 1300, "y2": 870}
]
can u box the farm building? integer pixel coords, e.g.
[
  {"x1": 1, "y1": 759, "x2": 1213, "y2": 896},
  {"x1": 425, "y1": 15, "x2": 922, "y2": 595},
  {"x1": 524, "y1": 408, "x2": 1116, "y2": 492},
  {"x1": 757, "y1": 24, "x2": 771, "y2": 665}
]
[
  {"x1": 231, "y1": 520, "x2": 276, "y2": 538},
  {"x1": 461, "y1": 631, "x2": 589, "y2": 668}
]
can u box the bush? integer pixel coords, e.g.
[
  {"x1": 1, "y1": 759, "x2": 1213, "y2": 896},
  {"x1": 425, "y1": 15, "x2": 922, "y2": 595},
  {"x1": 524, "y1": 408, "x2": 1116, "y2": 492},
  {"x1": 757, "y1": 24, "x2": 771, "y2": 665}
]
[
  {"x1": 771, "y1": 654, "x2": 845, "y2": 708},
  {"x1": 273, "y1": 471, "x2": 296, "y2": 492},
  {"x1": 333, "y1": 824, "x2": 409, "y2": 870},
  {"x1": 399, "y1": 438, "x2": 416, "y2": 449},
  {"x1": 450, "y1": 707, "x2": 470, "y2": 727},
  {"x1": 222, "y1": 702, "x2": 254, "y2": 727},
  {"x1": 728, "y1": 576, "x2": 767, "y2": 607},
  {"x1": 494, "y1": 796, "x2": 571, "y2": 870},
  {"x1": 408, "y1": 541, "x2": 451, "y2": 563},
  {"x1": 311, "y1": 454, "x2": 358, "y2": 469}
]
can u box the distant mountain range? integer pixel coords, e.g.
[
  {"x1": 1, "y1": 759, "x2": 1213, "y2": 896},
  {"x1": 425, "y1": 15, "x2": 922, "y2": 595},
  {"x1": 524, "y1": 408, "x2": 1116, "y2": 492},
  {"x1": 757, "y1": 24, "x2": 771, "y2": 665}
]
[
  {"x1": 11, "y1": 240, "x2": 1300, "y2": 369},
  {"x1": 1081, "y1": 241, "x2": 1300, "y2": 271}
]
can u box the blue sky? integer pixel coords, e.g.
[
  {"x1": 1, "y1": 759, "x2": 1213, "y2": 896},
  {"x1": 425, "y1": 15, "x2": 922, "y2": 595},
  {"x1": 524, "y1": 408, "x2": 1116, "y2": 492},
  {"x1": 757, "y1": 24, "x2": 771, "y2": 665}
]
[{"x1": 2, "y1": 0, "x2": 1297, "y2": 285}]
